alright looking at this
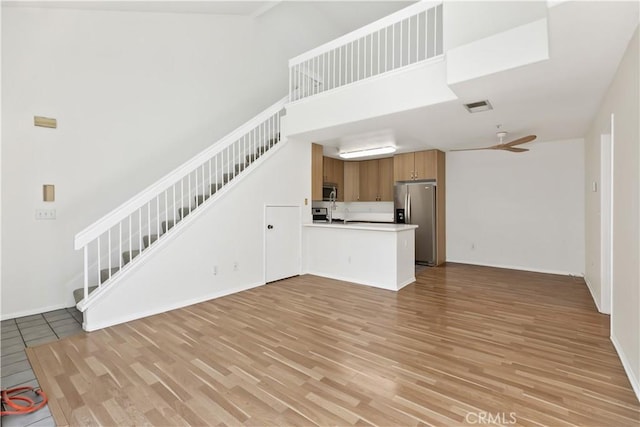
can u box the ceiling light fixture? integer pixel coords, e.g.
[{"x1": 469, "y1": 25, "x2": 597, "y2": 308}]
[{"x1": 339, "y1": 146, "x2": 397, "y2": 159}]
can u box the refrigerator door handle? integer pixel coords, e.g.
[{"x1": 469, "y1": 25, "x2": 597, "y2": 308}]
[{"x1": 407, "y1": 191, "x2": 411, "y2": 223}]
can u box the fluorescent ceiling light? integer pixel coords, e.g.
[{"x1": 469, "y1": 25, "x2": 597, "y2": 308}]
[{"x1": 339, "y1": 146, "x2": 396, "y2": 159}]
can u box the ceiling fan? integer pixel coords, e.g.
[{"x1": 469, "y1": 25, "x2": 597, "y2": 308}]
[{"x1": 451, "y1": 129, "x2": 537, "y2": 153}]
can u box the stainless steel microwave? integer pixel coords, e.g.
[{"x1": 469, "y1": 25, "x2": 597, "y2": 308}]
[{"x1": 322, "y1": 183, "x2": 337, "y2": 201}]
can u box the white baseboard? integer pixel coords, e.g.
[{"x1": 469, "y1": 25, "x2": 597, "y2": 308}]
[
  {"x1": 1, "y1": 303, "x2": 72, "y2": 321},
  {"x1": 611, "y1": 333, "x2": 640, "y2": 402},
  {"x1": 83, "y1": 281, "x2": 265, "y2": 331},
  {"x1": 445, "y1": 259, "x2": 584, "y2": 277},
  {"x1": 304, "y1": 270, "x2": 401, "y2": 291}
]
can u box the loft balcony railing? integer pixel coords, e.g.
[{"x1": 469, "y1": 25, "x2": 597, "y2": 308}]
[{"x1": 288, "y1": 1, "x2": 443, "y2": 102}]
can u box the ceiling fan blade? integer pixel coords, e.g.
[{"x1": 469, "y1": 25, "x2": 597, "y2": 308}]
[
  {"x1": 503, "y1": 147, "x2": 529, "y2": 153},
  {"x1": 449, "y1": 147, "x2": 492, "y2": 152},
  {"x1": 504, "y1": 135, "x2": 536, "y2": 147}
]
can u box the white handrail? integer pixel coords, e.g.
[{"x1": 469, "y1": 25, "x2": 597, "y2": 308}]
[
  {"x1": 289, "y1": 0, "x2": 441, "y2": 67},
  {"x1": 75, "y1": 95, "x2": 288, "y2": 250}
]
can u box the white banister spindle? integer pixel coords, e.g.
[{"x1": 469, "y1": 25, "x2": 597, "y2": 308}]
[
  {"x1": 83, "y1": 246, "x2": 88, "y2": 300},
  {"x1": 107, "y1": 228, "x2": 112, "y2": 280},
  {"x1": 97, "y1": 236, "x2": 101, "y2": 286},
  {"x1": 147, "y1": 201, "x2": 151, "y2": 244},
  {"x1": 416, "y1": 15, "x2": 419, "y2": 61},
  {"x1": 164, "y1": 189, "x2": 168, "y2": 231},
  {"x1": 128, "y1": 214, "x2": 132, "y2": 263},
  {"x1": 118, "y1": 222, "x2": 122, "y2": 269},
  {"x1": 156, "y1": 195, "x2": 160, "y2": 238},
  {"x1": 188, "y1": 173, "x2": 192, "y2": 210},
  {"x1": 408, "y1": 16, "x2": 412, "y2": 64},
  {"x1": 138, "y1": 210, "x2": 142, "y2": 252}
]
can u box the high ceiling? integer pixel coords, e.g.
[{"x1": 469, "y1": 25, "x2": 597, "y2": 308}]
[
  {"x1": 2, "y1": 1, "x2": 280, "y2": 16},
  {"x1": 303, "y1": 1, "x2": 639, "y2": 156}
]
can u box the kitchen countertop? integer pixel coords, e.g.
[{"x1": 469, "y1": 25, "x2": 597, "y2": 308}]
[{"x1": 305, "y1": 222, "x2": 418, "y2": 232}]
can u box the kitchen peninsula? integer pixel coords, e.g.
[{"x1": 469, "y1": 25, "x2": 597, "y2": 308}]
[{"x1": 304, "y1": 222, "x2": 418, "y2": 291}]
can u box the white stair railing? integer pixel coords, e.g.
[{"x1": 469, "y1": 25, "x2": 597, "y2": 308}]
[
  {"x1": 288, "y1": 1, "x2": 443, "y2": 102},
  {"x1": 74, "y1": 96, "x2": 287, "y2": 304}
]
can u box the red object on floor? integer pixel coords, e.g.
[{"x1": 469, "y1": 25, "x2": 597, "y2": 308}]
[{"x1": 0, "y1": 386, "x2": 48, "y2": 416}]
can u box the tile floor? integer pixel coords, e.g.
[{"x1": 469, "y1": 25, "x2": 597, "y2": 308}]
[{"x1": 1, "y1": 307, "x2": 84, "y2": 427}]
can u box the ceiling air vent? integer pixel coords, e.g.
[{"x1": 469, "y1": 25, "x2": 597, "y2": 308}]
[{"x1": 464, "y1": 100, "x2": 493, "y2": 113}]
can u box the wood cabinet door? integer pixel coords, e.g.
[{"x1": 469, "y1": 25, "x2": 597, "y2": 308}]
[
  {"x1": 343, "y1": 162, "x2": 360, "y2": 201},
  {"x1": 414, "y1": 150, "x2": 437, "y2": 180},
  {"x1": 312, "y1": 144, "x2": 323, "y2": 201},
  {"x1": 359, "y1": 160, "x2": 379, "y2": 201},
  {"x1": 378, "y1": 157, "x2": 394, "y2": 201},
  {"x1": 332, "y1": 158, "x2": 344, "y2": 201},
  {"x1": 393, "y1": 152, "x2": 414, "y2": 182}
]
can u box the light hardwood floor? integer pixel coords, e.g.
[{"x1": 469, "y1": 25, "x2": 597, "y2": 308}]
[{"x1": 27, "y1": 264, "x2": 639, "y2": 426}]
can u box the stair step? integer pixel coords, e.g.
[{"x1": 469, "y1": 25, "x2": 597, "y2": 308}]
[
  {"x1": 73, "y1": 286, "x2": 98, "y2": 304},
  {"x1": 222, "y1": 172, "x2": 235, "y2": 184},
  {"x1": 178, "y1": 206, "x2": 196, "y2": 220},
  {"x1": 235, "y1": 163, "x2": 247, "y2": 173},
  {"x1": 210, "y1": 183, "x2": 223, "y2": 194},
  {"x1": 100, "y1": 267, "x2": 120, "y2": 283},
  {"x1": 162, "y1": 219, "x2": 179, "y2": 233},
  {"x1": 195, "y1": 195, "x2": 209, "y2": 206},
  {"x1": 122, "y1": 250, "x2": 141, "y2": 266},
  {"x1": 246, "y1": 153, "x2": 259, "y2": 163},
  {"x1": 255, "y1": 146, "x2": 269, "y2": 155},
  {"x1": 143, "y1": 234, "x2": 158, "y2": 248}
]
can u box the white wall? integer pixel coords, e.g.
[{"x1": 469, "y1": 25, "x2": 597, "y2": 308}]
[
  {"x1": 585, "y1": 27, "x2": 639, "y2": 399},
  {"x1": 0, "y1": 3, "x2": 407, "y2": 319},
  {"x1": 84, "y1": 138, "x2": 311, "y2": 330},
  {"x1": 443, "y1": 1, "x2": 547, "y2": 51},
  {"x1": 446, "y1": 139, "x2": 585, "y2": 275}
]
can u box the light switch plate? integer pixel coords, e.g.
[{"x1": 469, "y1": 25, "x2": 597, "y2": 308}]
[{"x1": 36, "y1": 209, "x2": 56, "y2": 220}]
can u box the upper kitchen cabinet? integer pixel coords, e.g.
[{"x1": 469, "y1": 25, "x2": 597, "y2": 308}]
[
  {"x1": 359, "y1": 157, "x2": 394, "y2": 201},
  {"x1": 343, "y1": 162, "x2": 360, "y2": 202},
  {"x1": 378, "y1": 157, "x2": 394, "y2": 201},
  {"x1": 323, "y1": 156, "x2": 344, "y2": 201},
  {"x1": 312, "y1": 143, "x2": 324, "y2": 201},
  {"x1": 393, "y1": 150, "x2": 441, "y2": 181}
]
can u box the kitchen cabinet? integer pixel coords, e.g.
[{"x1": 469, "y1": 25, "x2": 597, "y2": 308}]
[
  {"x1": 311, "y1": 143, "x2": 323, "y2": 201},
  {"x1": 378, "y1": 157, "x2": 394, "y2": 201},
  {"x1": 393, "y1": 150, "x2": 438, "y2": 181},
  {"x1": 358, "y1": 157, "x2": 394, "y2": 201},
  {"x1": 323, "y1": 156, "x2": 344, "y2": 201},
  {"x1": 343, "y1": 162, "x2": 360, "y2": 201},
  {"x1": 359, "y1": 160, "x2": 379, "y2": 201}
]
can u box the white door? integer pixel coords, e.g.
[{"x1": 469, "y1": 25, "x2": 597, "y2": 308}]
[{"x1": 265, "y1": 206, "x2": 301, "y2": 283}]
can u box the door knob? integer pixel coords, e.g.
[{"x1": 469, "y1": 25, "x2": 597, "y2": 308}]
[{"x1": 267, "y1": 224, "x2": 274, "y2": 229}]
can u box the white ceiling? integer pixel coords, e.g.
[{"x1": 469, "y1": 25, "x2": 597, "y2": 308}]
[
  {"x1": 308, "y1": 1, "x2": 639, "y2": 157},
  {"x1": 1, "y1": 1, "x2": 281, "y2": 17}
]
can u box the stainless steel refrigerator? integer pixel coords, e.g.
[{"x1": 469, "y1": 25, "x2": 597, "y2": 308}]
[{"x1": 394, "y1": 181, "x2": 437, "y2": 266}]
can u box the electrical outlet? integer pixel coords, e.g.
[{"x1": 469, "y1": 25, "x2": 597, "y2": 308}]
[
  {"x1": 233, "y1": 261, "x2": 238, "y2": 271},
  {"x1": 213, "y1": 265, "x2": 218, "y2": 276},
  {"x1": 35, "y1": 208, "x2": 56, "y2": 220},
  {"x1": 471, "y1": 243, "x2": 476, "y2": 250}
]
